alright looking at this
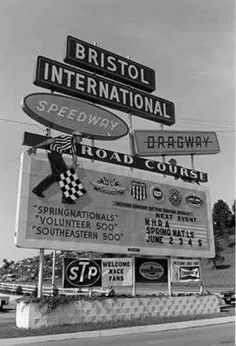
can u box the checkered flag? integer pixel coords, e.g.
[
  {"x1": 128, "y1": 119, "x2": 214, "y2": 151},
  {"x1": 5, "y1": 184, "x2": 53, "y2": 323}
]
[{"x1": 57, "y1": 168, "x2": 86, "y2": 201}]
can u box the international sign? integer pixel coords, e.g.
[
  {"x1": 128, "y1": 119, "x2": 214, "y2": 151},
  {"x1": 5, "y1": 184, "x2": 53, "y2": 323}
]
[
  {"x1": 133, "y1": 130, "x2": 220, "y2": 156},
  {"x1": 65, "y1": 36, "x2": 156, "y2": 92},
  {"x1": 22, "y1": 93, "x2": 129, "y2": 140},
  {"x1": 15, "y1": 152, "x2": 215, "y2": 258},
  {"x1": 34, "y1": 56, "x2": 175, "y2": 126},
  {"x1": 171, "y1": 258, "x2": 201, "y2": 282},
  {"x1": 23, "y1": 132, "x2": 208, "y2": 183}
]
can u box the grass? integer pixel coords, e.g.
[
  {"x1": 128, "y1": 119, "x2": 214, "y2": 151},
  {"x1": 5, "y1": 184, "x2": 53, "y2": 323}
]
[{"x1": 0, "y1": 306, "x2": 234, "y2": 339}]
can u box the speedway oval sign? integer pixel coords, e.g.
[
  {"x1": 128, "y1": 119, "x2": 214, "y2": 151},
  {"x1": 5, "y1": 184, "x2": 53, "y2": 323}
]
[{"x1": 22, "y1": 93, "x2": 129, "y2": 140}]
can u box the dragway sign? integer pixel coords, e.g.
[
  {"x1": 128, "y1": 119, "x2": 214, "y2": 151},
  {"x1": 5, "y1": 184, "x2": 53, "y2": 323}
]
[{"x1": 132, "y1": 130, "x2": 220, "y2": 156}]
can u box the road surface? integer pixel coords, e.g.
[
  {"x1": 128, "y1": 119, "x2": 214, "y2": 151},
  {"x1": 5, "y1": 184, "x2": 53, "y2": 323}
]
[{"x1": 16, "y1": 322, "x2": 235, "y2": 346}]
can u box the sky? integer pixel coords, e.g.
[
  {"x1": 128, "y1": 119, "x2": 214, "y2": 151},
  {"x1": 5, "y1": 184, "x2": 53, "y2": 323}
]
[{"x1": 0, "y1": 0, "x2": 235, "y2": 265}]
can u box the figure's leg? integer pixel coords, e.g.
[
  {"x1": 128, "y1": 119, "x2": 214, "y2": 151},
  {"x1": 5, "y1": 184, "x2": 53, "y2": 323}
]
[
  {"x1": 32, "y1": 152, "x2": 62, "y2": 197},
  {"x1": 32, "y1": 175, "x2": 56, "y2": 197}
]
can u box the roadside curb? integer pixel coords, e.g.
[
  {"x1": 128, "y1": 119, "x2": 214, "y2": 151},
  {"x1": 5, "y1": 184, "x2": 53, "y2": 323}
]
[{"x1": 0, "y1": 316, "x2": 235, "y2": 345}]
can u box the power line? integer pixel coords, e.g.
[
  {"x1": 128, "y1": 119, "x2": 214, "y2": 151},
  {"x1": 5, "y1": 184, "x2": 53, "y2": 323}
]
[{"x1": 0, "y1": 117, "x2": 44, "y2": 131}]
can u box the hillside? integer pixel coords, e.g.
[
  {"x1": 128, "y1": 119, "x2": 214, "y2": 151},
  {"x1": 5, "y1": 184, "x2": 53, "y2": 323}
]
[{"x1": 202, "y1": 245, "x2": 235, "y2": 288}]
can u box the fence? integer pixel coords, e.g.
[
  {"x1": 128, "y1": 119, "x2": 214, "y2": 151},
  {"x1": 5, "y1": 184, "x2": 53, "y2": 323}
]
[{"x1": 0, "y1": 282, "x2": 112, "y2": 297}]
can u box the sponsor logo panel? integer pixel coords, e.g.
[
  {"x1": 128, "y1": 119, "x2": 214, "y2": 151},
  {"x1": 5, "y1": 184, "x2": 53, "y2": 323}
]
[{"x1": 135, "y1": 258, "x2": 168, "y2": 283}]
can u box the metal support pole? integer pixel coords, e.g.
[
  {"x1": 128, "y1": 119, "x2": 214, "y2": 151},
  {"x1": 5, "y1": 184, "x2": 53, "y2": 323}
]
[
  {"x1": 51, "y1": 250, "x2": 56, "y2": 287},
  {"x1": 167, "y1": 257, "x2": 172, "y2": 296},
  {"x1": 191, "y1": 154, "x2": 195, "y2": 170},
  {"x1": 38, "y1": 249, "x2": 44, "y2": 298},
  {"x1": 91, "y1": 138, "x2": 95, "y2": 162},
  {"x1": 199, "y1": 258, "x2": 204, "y2": 294},
  {"x1": 132, "y1": 257, "x2": 136, "y2": 297}
]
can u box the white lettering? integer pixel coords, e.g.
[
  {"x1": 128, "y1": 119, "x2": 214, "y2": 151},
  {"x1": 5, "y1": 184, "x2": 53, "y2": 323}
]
[
  {"x1": 64, "y1": 69, "x2": 75, "y2": 87},
  {"x1": 88, "y1": 48, "x2": 99, "y2": 65},
  {"x1": 75, "y1": 43, "x2": 85, "y2": 60},
  {"x1": 88, "y1": 114, "x2": 101, "y2": 126},
  {"x1": 134, "y1": 94, "x2": 143, "y2": 109},
  {"x1": 87, "y1": 77, "x2": 97, "y2": 95},
  {"x1": 51, "y1": 66, "x2": 63, "y2": 84},
  {"x1": 140, "y1": 68, "x2": 149, "y2": 85},
  {"x1": 128, "y1": 65, "x2": 138, "y2": 79},
  {"x1": 109, "y1": 86, "x2": 120, "y2": 102},
  {"x1": 110, "y1": 120, "x2": 119, "y2": 131},
  {"x1": 75, "y1": 73, "x2": 85, "y2": 91},
  {"x1": 153, "y1": 101, "x2": 163, "y2": 116},
  {"x1": 107, "y1": 56, "x2": 116, "y2": 72},
  {"x1": 37, "y1": 100, "x2": 47, "y2": 112},
  {"x1": 47, "y1": 103, "x2": 59, "y2": 113},
  {"x1": 118, "y1": 59, "x2": 128, "y2": 75},
  {"x1": 44, "y1": 62, "x2": 49, "y2": 80},
  {"x1": 100, "y1": 118, "x2": 109, "y2": 129},
  {"x1": 77, "y1": 112, "x2": 87, "y2": 122},
  {"x1": 67, "y1": 108, "x2": 77, "y2": 120},
  {"x1": 58, "y1": 106, "x2": 69, "y2": 117},
  {"x1": 110, "y1": 152, "x2": 122, "y2": 162}
]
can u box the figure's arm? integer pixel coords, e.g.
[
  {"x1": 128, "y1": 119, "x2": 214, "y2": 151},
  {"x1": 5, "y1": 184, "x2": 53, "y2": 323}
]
[{"x1": 27, "y1": 138, "x2": 54, "y2": 155}]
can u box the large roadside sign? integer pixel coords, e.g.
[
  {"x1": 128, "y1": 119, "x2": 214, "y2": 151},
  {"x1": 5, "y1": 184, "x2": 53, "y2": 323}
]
[
  {"x1": 65, "y1": 36, "x2": 156, "y2": 92},
  {"x1": 33, "y1": 56, "x2": 175, "y2": 126},
  {"x1": 22, "y1": 93, "x2": 129, "y2": 140},
  {"x1": 15, "y1": 152, "x2": 215, "y2": 258},
  {"x1": 133, "y1": 130, "x2": 220, "y2": 156}
]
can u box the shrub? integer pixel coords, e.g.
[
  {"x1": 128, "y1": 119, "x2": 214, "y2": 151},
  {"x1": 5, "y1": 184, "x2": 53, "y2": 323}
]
[{"x1": 16, "y1": 285, "x2": 23, "y2": 295}]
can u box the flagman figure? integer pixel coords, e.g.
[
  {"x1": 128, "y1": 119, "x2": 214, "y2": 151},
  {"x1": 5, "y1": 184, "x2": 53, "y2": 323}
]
[{"x1": 27, "y1": 131, "x2": 86, "y2": 204}]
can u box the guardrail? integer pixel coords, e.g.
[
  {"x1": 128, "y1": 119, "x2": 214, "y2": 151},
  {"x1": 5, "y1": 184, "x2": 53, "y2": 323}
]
[{"x1": 0, "y1": 282, "x2": 111, "y2": 297}]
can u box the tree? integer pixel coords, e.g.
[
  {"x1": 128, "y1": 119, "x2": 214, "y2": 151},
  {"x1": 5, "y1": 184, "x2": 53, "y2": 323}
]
[
  {"x1": 212, "y1": 199, "x2": 232, "y2": 233},
  {"x1": 209, "y1": 199, "x2": 233, "y2": 269}
]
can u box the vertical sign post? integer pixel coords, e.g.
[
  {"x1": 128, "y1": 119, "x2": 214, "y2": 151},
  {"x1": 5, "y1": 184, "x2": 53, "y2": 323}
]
[
  {"x1": 52, "y1": 250, "x2": 56, "y2": 287},
  {"x1": 132, "y1": 257, "x2": 136, "y2": 297},
  {"x1": 38, "y1": 249, "x2": 44, "y2": 298},
  {"x1": 168, "y1": 257, "x2": 172, "y2": 296},
  {"x1": 190, "y1": 155, "x2": 203, "y2": 294}
]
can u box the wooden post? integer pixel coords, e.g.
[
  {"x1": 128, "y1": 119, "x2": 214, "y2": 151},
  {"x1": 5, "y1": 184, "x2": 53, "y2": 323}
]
[{"x1": 38, "y1": 249, "x2": 44, "y2": 298}]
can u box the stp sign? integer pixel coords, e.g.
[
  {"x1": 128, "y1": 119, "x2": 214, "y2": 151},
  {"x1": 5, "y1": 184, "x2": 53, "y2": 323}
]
[{"x1": 63, "y1": 258, "x2": 101, "y2": 288}]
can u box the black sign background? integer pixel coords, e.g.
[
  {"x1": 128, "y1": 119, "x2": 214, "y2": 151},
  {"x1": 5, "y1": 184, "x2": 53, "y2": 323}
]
[
  {"x1": 135, "y1": 258, "x2": 168, "y2": 283},
  {"x1": 65, "y1": 36, "x2": 156, "y2": 92},
  {"x1": 34, "y1": 56, "x2": 175, "y2": 126}
]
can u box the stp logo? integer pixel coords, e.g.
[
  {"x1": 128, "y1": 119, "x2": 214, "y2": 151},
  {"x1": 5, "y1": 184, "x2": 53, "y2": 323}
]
[{"x1": 65, "y1": 259, "x2": 101, "y2": 287}]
